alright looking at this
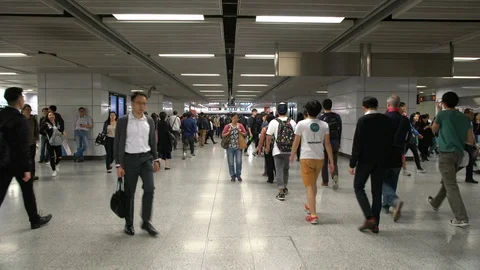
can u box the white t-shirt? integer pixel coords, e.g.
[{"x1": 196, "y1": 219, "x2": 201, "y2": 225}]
[
  {"x1": 295, "y1": 118, "x2": 330, "y2": 160},
  {"x1": 266, "y1": 117, "x2": 297, "y2": 156}
]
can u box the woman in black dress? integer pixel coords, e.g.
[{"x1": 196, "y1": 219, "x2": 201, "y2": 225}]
[
  {"x1": 416, "y1": 114, "x2": 434, "y2": 162},
  {"x1": 157, "y1": 112, "x2": 173, "y2": 170}
]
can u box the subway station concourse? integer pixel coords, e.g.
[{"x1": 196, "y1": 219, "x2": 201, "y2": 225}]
[{"x1": 1, "y1": 1, "x2": 480, "y2": 269}]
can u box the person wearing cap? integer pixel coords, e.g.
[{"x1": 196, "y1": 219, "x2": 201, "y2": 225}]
[
  {"x1": 73, "y1": 107, "x2": 93, "y2": 162},
  {"x1": 266, "y1": 102, "x2": 297, "y2": 201}
]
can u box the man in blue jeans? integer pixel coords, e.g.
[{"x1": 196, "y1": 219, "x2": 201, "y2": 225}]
[
  {"x1": 73, "y1": 107, "x2": 93, "y2": 162},
  {"x1": 383, "y1": 95, "x2": 411, "y2": 222}
]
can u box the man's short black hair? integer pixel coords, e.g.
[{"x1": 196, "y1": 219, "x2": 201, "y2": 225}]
[
  {"x1": 78, "y1": 107, "x2": 86, "y2": 111},
  {"x1": 399, "y1": 102, "x2": 406, "y2": 107},
  {"x1": 362, "y1": 96, "x2": 378, "y2": 110},
  {"x1": 186, "y1": 111, "x2": 192, "y2": 118},
  {"x1": 442, "y1": 92, "x2": 459, "y2": 109},
  {"x1": 464, "y1": 108, "x2": 472, "y2": 114},
  {"x1": 305, "y1": 100, "x2": 322, "y2": 117},
  {"x1": 252, "y1": 109, "x2": 257, "y2": 113},
  {"x1": 322, "y1": 99, "x2": 333, "y2": 110},
  {"x1": 131, "y1": 92, "x2": 148, "y2": 102},
  {"x1": 173, "y1": 110, "x2": 178, "y2": 115},
  {"x1": 42, "y1": 107, "x2": 49, "y2": 112},
  {"x1": 4, "y1": 87, "x2": 23, "y2": 106},
  {"x1": 49, "y1": 105, "x2": 57, "y2": 112}
]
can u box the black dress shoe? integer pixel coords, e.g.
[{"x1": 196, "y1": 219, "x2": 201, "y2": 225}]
[
  {"x1": 124, "y1": 225, "x2": 135, "y2": 236},
  {"x1": 466, "y1": 179, "x2": 479, "y2": 184},
  {"x1": 31, "y1": 214, "x2": 52, "y2": 229},
  {"x1": 141, "y1": 222, "x2": 159, "y2": 236}
]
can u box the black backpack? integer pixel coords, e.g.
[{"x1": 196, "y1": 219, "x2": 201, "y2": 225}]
[
  {"x1": 275, "y1": 118, "x2": 295, "y2": 152},
  {"x1": 0, "y1": 118, "x2": 12, "y2": 168},
  {"x1": 322, "y1": 114, "x2": 341, "y2": 141}
]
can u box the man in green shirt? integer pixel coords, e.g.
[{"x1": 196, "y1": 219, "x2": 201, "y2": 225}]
[{"x1": 428, "y1": 91, "x2": 474, "y2": 227}]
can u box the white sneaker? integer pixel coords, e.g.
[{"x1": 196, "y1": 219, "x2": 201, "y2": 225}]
[
  {"x1": 403, "y1": 170, "x2": 411, "y2": 177},
  {"x1": 45, "y1": 161, "x2": 50, "y2": 165},
  {"x1": 56, "y1": 164, "x2": 60, "y2": 172},
  {"x1": 450, "y1": 219, "x2": 469, "y2": 227},
  {"x1": 52, "y1": 171, "x2": 58, "y2": 177},
  {"x1": 332, "y1": 175, "x2": 339, "y2": 191},
  {"x1": 417, "y1": 169, "x2": 427, "y2": 174}
]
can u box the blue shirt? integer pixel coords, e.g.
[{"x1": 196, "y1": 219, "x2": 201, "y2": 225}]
[{"x1": 182, "y1": 118, "x2": 198, "y2": 138}]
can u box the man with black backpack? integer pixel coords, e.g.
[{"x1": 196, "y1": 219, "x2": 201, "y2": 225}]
[
  {"x1": 266, "y1": 103, "x2": 296, "y2": 201},
  {"x1": 0, "y1": 87, "x2": 52, "y2": 229},
  {"x1": 318, "y1": 99, "x2": 342, "y2": 190}
]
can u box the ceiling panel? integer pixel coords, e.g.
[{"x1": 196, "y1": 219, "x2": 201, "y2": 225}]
[
  {"x1": 238, "y1": 0, "x2": 385, "y2": 18},
  {"x1": 235, "y1": 19, "x2": 353, "y2": 54},
  {"x1": 77, "y1": 0, "x2": 222, "y2": 15},
  {"x1": 0, "y1": 0, "x2": 61, "y2": 14},
  {"x1": 394, "y1": 0, "x2": 480, "y2": 20},
  {"x1": 340, "y1": 21, "x2": 480, "y2": 53},
  {"x1": 455, "y1": 36, "x2": 480, "y2": 56}
]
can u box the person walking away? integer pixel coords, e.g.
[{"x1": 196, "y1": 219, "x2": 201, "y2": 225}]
[
  {"x1": 245, "y1": 109, "x2": 259, "y2": 156},
  {"x1": 406, "y1": 113, "x2": 426, "y2": 173},
  {"x1": 157, "y1": 112, "x2": 173, "y2": 170},
  {"x1": 41, "y1": 112, "x2": 64, "y2": 177},
  {"x1": 257, "y1": 114, "x2": 276, "y2": 183},
  {"x1": 427, "y1": 92, "x2": 474, "y2": 227},
  {"x1": 168, "y1": 111, "x2": 181, "y2": 150},
  {"x1": 214, "y1": 116, "x2": 221, "y2": 137},
  {"x1": 0, "y1": 87, "x2": 52, "y2": 229},
  {"x1": 318, "y1": 98, "x2": 342, "y2": 190},
  {"x1": 22, "y1": 104, "x2": 39, "y2": 181},
  {"x1": 205, "y1": 117, "x2": 217, "y2": 144},
  {"x1": 463, "y1": 109, "x2": 478, "y2": 184},
  {"x1": 349, "y1": 97, "x2": 395, "y2": 234},
  {"x1": 266, "y1": 102, "x2": 296, "y2": 201},
  {"x1": 198, "y1": 113, "x2": 208, "y2": 147},
  {"x1": 416, "y1": 115, "x2": 434, "y2": 162},
  {"x1": 295, "y1": 113, "x2": 305, "y2": 161},
  {"x1": 39, "y1": 107, "x2": 50, "y2": 163},
  {"x1": 399, "y1": 102, "x2": 412, "y2": 177},
  {"x1": 114, "y1": 92, "x2": 161, "y2": 236},
  {"x1": 181, "y1": 112, "x2": 198, "y2": 160},
  {"x1": 73, "y1": 107, "x2": 93, "y2": 162},
  {"x1": 290, "y1": 100, "x2": 334, "y2": 225},
  {"x1": 383, "y1": 95, "x2": 411, "y2": 222},
  {"x1": 222, "y1": 113, "x2": 247, "y2": 182},
  {"x1": 103, "y1": 111, "x2": 117, "y2": 173}
]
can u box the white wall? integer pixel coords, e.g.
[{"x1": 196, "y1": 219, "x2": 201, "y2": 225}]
[{"x1": 416, "y1": 101, "x2": 436, "y2": 117}]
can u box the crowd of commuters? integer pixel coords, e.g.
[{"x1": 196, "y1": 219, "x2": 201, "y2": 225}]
[{"x1": 0, "y1": 86, "x2": 476, "y2": 236}]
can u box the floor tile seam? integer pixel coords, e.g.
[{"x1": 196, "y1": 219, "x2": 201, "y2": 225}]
[
  {"x1": 414, "y1": 236, "x2": 467, "y2": 269},
  {"x1": 201, "y1": 149, "x2": 224, "y2": 270},
  {"x1": 288, "y1": 235, "x2": 309, "y2": 270}
]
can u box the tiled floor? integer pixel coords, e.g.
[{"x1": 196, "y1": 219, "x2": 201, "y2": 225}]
[{"x1": 1, "y1": 144, "x2": 480, "y2": 270}]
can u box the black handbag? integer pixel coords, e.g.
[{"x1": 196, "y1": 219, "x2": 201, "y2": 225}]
[
  {"x1": 110, "y1": 178, "x2": 127, "y2": 218},
  {"x1": 95, "y1": 132, "x2": 107, "y2": 146}
]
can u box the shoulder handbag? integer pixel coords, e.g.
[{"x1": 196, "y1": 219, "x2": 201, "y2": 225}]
[
  {"x1": 95, "y1": 132, "x2": 107, "y2": 146},
  {"x1": 221, "y1": 124, "x2": 231, "y2": 149},
  {"x1": 238, "y1": 125, "x2": 247, "y2": 150},
  {"x1": 48, "y1": 126, "x2": 64, "y2": 146},
  {"x1": 110, "y1": 178, "x2": 127, "y2": 218}
]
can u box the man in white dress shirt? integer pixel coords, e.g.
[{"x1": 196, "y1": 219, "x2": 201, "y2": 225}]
[{"x1": 114, "y1": 92, "x2": 160, "y2": 236}]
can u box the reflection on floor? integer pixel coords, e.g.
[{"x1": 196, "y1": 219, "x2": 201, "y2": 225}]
[{"x1": 1, "y1": 145, "x2": 479, "y2": 270}]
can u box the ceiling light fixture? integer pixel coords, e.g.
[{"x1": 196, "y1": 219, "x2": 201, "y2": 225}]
[
  {"x1": 237, "y1": 91, "x2": 261, "y2": 93},
  {"x1": 236, "y1": 95, "x2": 257, "y2": 97},
  {"x1": 442, "y1": 76, "x2": 480, "y2": 79},
  {"x1": 181, "y1": 73, "x2": 220, "y2": 76},
  {"x1": 454, "y1": 57, "x2": 480, "y2": 62},
  {"x1": 417, "y1": 85, "x2": 427, "y2": 88},
  {"x1": 419, "y1": 91, "x2": 424, "y2": 94},
  {"x1": 159, "y1": 54, "x2": 215, "y2": 58},
  {"x1": 238, "y1": 84, "x2": 268, "y2": 87},
  {"x1": 193, "y1": 84, "x2": 223, "y2": 87},
  {"x1": 240, "y1": 74, "x2": 275, "y2": 77},
  {"x1": 131, "y1": 89, "x2": 144, "y2": 92},
  {"x1": 0, "y1": 72, "x2": 18, "y2": 75},
  {"x1": 199, "y1": 90, "x2": 224, "y2": 93},
  {"x1": 204, "y1": 95, "x2": 225, "y2": 97},
  {"x1": 462, "y1": 86, "x2": 480, "y2": 89},
  {"x1": 113, "y1": 14, "x2": 204, "y2": 21},
  {"x1": 316, "y1": 91, "x2": 328, "y2": 94},
  {"x1": 256, "y1": 16, "x2": 345, "y2": 24},
  {"x1": 0, "y1": 53, "x2": 27, "y2": 57},
  {"x1": 244, "y1": 54, "x2": 275, "y2": 59}
]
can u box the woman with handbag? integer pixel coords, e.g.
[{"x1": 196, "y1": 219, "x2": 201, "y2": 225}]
[
  {"x1": 222, "y1": 113, "x2": 247, "y2": 182},
  {"x1": 40, "y1": 112, "x2": 64, "y2": 177},
  {"x1": 102, "y1": 111, "x2": 117, "y2": 173},
  {"x1": 157, "y1": 112, "x2": 173, "y2": 170}
]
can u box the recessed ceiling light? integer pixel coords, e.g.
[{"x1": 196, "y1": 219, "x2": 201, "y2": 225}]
[
  {"x1": 454, "y1": 57, "x2": 480, "y2": 62},
  {"x1": 237, "y1": 91, "x2": 261, "y2": 93},
  {"x1": 419, "y1": 91, "x2": 424, "y2": 94},
  {"x1": 24, "y1": 89, "x2": 35, "y2": 92},
  {"x1": 159, "y1": 54, "x2": 215, "y2": 58},
  {"x1": 204, "y1": 95, "x2": 225, "y2": 97},
  {"x1": 193, "y1": 84, "x2": 223, "y2": 87},
  {"x1": 0, "y1": 72, "x2": 17, "y2": 75},
  {"x1": 237, "y1": 95, "x2": 257, "y2": 97},
  {"x1": 462, "y1": 86, "x2": 480, "y2": 89},
  {"x1": 200, "y1": 90, "x2": 224, "y2": 93},
  {"x1": 417, "y1": 85, "x2": 427, "y2": 88},
  {"x1": 256, "y1": 16, "x2": 345, "y2": 24},
  {"x1": 113, "y1": 14, "x2": 204, "y2": 21},
  {"x1": 316, "y1": 91, "x2": 328, "y2": 94},
  {"x1": 131, "y1": 89, "x2": 144, "y2": 92},
  {"x1": 240, "y1": 74, "x2": 275, "y2": 77},
  {"x1": 0, "y1": 53, "x2": 27, "y2": 57},
  {"x1": 442, "y1": 76, "x2": 480, "y2": 79},
  {"x1": 238, "y1": 84, "x2": 268, "y2": 87},
  {"x1": 181, "y1": 73, "x2": 220, "y2": 77},
  {"x1": 244, "y1": 54, "x2": 275, "y2": 59}
]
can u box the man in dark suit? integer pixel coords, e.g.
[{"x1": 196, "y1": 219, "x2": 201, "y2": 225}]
[
  {"x1": 0, "y1": 87, "x2": 52, "y2": 229},
  {"x1": 350, "y1": 97, "x2": 394, "y2": 234}
]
